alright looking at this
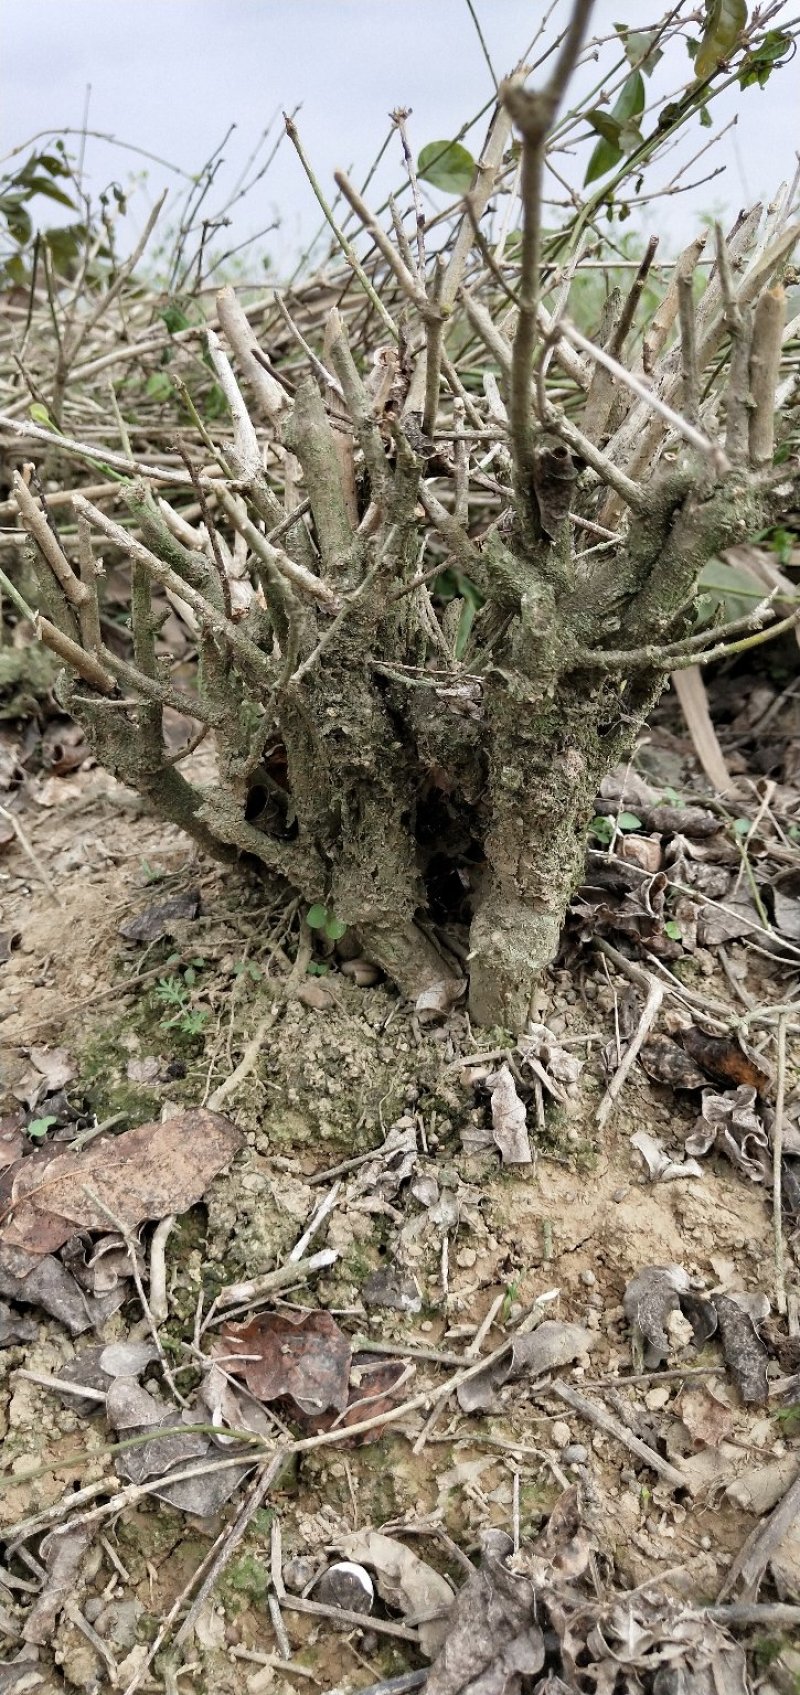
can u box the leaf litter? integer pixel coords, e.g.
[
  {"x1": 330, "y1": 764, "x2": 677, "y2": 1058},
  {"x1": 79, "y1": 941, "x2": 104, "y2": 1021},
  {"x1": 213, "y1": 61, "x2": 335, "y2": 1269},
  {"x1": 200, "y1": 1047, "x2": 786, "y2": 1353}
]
[{"x1": 1, "y1": 750, "x2": 800, "y2": 1687}]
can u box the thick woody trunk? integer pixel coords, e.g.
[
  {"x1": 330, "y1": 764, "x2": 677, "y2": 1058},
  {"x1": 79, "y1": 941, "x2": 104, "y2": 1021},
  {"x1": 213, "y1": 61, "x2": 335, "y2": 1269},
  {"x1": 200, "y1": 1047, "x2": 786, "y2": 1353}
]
[{"x1": 467, "y1": 673, "x2": 661, "y2": 1029}]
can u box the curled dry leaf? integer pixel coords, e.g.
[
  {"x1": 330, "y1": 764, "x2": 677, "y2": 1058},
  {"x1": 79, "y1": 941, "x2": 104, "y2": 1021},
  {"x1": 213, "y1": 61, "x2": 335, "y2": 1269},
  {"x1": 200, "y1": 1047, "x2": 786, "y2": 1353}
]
[
  {"x1": 630, "y1": 1129, "x2": 703, "y2": 1183},
  {"x1": 219, "y1": 1309, "x2": 351, "y2": 1416},
  {"x1": 425, "y1": 1545, "x2": 543, "y2": 1695},
  {"x1": 520, "y1": 1023, "x2": 583, "y2": 1096},
  {"x1": 686, "y1": 1086, "x2": 770, "y2": 1181},
  {"x1": 623, "y1": 1265, "x2": 717, "y2": 1364},
  {"x1": 679, "y1": 1027, "x2": 773, "y2": 1095},
  {"x1": 0, "y1": 1108, "x2": 243, "y2": 1255},
  {"x1": 486, "y1": 1063, "x2": 531, "y2": 1165},
  {"x1": 415, "y1": 977, "x2": 467, "y2": 1021},
  {"x1": 457, "y1": 1322, "x2": 594, "y2": 1414},
  {"x1": 335, "y1": 1529, "x2": 454, "y2": 1657}
]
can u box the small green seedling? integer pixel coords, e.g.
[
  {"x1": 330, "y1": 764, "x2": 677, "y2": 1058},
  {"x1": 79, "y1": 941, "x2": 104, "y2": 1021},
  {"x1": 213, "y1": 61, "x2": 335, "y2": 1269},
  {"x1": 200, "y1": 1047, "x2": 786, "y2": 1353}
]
[
  {"x1": 306, "y1": 904, "x2": 347, "y2": 942},
  {"x1": 588, "y1": 811, "x2": 641, "y2": 845},
  {"x1": 140, "y1": 860, "x2": 166, "y2": 884},
  {"x1": 232, "y1": 961, "x2": 263, "y2": 982},
  {"x1": 664, "y1": 920, "x2": 683, "y2": 941},
  {"x1": 26, "y1": 1115, "x2": 57, "y2": 1141}
]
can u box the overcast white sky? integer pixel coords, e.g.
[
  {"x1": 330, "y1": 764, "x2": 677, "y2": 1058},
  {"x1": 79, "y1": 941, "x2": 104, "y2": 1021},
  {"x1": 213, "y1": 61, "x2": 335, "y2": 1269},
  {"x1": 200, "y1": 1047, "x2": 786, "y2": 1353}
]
[{"x1": 2, "y1": 1, "x2": 798, "y2": 278}]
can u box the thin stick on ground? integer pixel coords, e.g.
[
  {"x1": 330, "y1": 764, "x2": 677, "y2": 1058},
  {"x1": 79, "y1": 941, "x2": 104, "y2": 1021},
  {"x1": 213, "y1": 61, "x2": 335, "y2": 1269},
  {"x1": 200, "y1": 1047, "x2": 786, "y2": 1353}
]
[
  {"x1": 772, "y1": 1012, "x2": 789, "y2": 1317},
  {"x1": 596, "y1": 975, "x2": 663, "y2": 1129}
]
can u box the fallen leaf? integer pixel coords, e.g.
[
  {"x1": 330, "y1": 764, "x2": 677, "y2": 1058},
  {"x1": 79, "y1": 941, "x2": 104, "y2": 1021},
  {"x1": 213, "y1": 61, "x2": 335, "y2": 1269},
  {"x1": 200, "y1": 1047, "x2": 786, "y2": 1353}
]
[
  {"x1": 336, "y1": 1530, "x2": 454, "y2": 1656},
  {"x1": 712, "y1": 1292, "x2": 769, "y2": 1404},
  {"x1": 676, "y1": 1384, "x2": 734, "y2": 1449},
  {"x1": 679, "y1": 1028, "x2": 772, "y2": 1094},
  {"x1": 696, "y1": 893, "x2": 760, "y2": 946},
  {"x1": 425, "y1": 1542, "x2": 543, "y2": 1695},
  {"x1": 457, "y1": 1322, "x2": 594, "y2": 1414},
  {"x1": 630, "y1": 1129, "x2": 703, "y2": 1182},
  {"x1": 219, "y1": 1309, "x2": 351, "y2": 1416},
  {"x1": 362, "y1": 1265, "x2": 422, "y2": 1313},
  {"x1": 118, "y1": 888, "x2": 200, "y2": 943},
  {"x1": 686, "y1": 1086, "x2": 770, "y2": 1181},
  {"x1": 0, "y1": 1243, "x2": 125, "y2": 1336},
  {"x1": 307, "y1": 1354, "x2": 409, "y2": 1442},
  {"x1": 486, "y1": 1064, "x2": 531, "y2": 1165},
  {"x1": 0, "y1": 1108, "x2": 243, "y2": 1254}
]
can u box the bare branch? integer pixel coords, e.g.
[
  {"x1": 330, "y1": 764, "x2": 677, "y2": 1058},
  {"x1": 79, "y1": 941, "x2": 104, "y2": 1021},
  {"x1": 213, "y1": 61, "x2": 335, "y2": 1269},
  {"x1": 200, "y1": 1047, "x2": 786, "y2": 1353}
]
[
  {"x1": 13, "y1": 470, "x2": 89, "y2": 607},
  {"x1": 216, "y1": 285, "x2": 290, "y2": 427},
  {"x1": 748, "y1": 284, "x2": 785, "y2": 466}
]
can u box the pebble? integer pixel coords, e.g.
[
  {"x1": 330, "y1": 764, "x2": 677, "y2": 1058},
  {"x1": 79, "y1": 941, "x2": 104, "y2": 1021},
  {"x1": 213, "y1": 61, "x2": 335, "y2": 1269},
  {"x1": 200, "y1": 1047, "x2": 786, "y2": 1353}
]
[
  {"x1": 562, "y1": 1444, "x2": 588, "y2": 1466},
  {"x1": 580, "y1": 1269, "x2": 596, "y2": 1287},
  {"x1": 551, "y1": 1421, "x2": 572, "y2": 1447},
  {"x1": 645, "y1": 1386, "x2": 671, "y2": 1410},
  {"x1": 456, "y1": 1247, "x2": 477, "y2": 1269},
  {"x1": 612, "y1": 1186, "x2": 629, "y2": 1203}
]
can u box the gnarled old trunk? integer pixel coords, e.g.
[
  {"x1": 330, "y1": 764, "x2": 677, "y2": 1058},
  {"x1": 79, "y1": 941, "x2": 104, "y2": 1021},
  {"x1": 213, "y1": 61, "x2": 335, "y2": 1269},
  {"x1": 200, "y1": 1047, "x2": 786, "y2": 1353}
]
[{"x1": 466, "y1": 672, "x2": 662, "y2": 1029}]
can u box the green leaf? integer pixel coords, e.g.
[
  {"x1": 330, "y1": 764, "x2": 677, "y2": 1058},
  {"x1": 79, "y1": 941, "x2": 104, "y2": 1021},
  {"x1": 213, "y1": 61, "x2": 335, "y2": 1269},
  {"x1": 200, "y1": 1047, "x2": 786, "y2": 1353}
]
[
  {"x1": 584, "y1": 71, "x2": 645, "y2": 183},
  {"x1": 664, "y1": 920, "x2": 683, "y2": 941},
  {"x1": 618, "y1": 811, "x2": 643, "y2": 831},
  {"x1": 306, "y1": 903, "x2": 328, "y2": 930},
  {"x1": 699, "y1": 104, "x2": 713, "y2": 126},
  {"x1": 160, "y1": 302, "x2": 192, "y2": 335},
  {"x1": 19, "y1": 176, "x2": 76, "y2": 210},
  {"x1": 738, "y1": 29, "x2": 793, "y2": 88},
  {"x1": 615, "y1": 25, "x2": 664, "y2": 75},
  {"x1": 307, "y1": 960, "x2": 330, "y2": 976},
  {"x1": 29, "y1": 403, "x2": 54, "y2": 428},
  {"x1": 589, "y1": 816, "x2": 614, "y2": 845},
  {"x1": 27, "y1": 1115, "x2": 57, "y2": 1141},
  {"x1": 695, "y1": 0, "x2": 748, "y2": 80},
  {"x1": 323, "y1": 916, "x2": 347, "y2": 942},
  {"x1": 145, "y1": 372, "x2": 173, "y2": 402},
  {"x1": 733, "y1": 816, "x2": 752, "y2": 837},
  {"x1": 418, "y1": 140, "x2": 475, "y2": 196}
]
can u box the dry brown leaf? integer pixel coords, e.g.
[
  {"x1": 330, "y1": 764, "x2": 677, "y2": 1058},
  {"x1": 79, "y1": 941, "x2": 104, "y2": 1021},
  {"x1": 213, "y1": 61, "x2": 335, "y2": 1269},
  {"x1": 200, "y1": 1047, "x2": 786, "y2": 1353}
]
[
  {"x1": 219, "y1": 1309, "x2": 351, "y2": 1416},
  {"x1": 0, "y1": 1108, "x2": 243, "y2": 1254}
]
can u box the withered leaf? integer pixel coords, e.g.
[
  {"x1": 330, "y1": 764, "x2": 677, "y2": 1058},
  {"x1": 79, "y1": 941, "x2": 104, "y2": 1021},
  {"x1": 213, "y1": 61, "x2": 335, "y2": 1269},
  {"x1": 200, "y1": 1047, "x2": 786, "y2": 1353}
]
[
  {"x1": 118, "y1": 888, "x2": 200, "y2": 943},
  {"x1": 425, "y1": 1548, "x2": 544, "y2": 1695},
  {"x1": 623, "y1": 1265, "x2": 716, "y2": 1363},
  {"x1": 457, "y1": 1322, "x2": 594, "y2": 1414},
  {"x1": 686, "y1": 1086, "x2": 769, "y2": 1182},
  {"x1": 220, "y1": 1309, "x2": 351, "y2": 1416},
  {"x1": 680, "y1": 1027, "x2": 772, "y2": 1095},
  {"x1": 306, "y1": 1355, "x2": 408, "y2": 1443},
  {"x1": 676, "y1": 1384, "x2": 734, "y2": 1449},
  {"x1": 0, "y1": 1109, "x2": 243, "y2": 1254},
  {"x1": 638, "y1": 1035, "x2": 708, "y2": 1090},
  {"x1": 486, "y1": 1063, "x2": 531, "y2": 1165},
  {"x1": 712, "y1": 1293, "x2": 768, "y2": 1404}
]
